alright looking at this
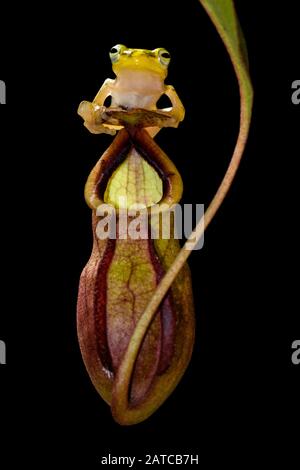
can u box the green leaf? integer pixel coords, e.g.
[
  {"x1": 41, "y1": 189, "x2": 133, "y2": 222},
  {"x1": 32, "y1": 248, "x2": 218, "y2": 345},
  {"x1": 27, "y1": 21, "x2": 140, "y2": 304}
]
[{"x1": 199, "y1": 0, "x2": 253, "y2": 121}]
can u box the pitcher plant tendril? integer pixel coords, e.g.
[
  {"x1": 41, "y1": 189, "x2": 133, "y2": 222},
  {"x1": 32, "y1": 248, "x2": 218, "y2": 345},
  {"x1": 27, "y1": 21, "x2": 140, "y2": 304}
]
[{"x1": 77, "y1": 0, "x2": 253, "y2": 425}]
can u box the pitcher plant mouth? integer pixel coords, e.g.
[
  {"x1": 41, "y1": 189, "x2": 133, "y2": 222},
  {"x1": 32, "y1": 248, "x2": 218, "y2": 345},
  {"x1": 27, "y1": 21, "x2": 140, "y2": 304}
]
[{"x1": 84, "y1": 128, "x2": 183, "y2": 215}]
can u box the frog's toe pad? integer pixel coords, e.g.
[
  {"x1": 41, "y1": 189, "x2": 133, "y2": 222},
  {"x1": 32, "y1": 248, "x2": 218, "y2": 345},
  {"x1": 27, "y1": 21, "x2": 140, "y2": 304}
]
[
  {"x1": 78, "y1": 101, "x2": 95, "y2": 121},
  {"x1": 83, "y1": 121, "x2": 116, "y2": 135}
]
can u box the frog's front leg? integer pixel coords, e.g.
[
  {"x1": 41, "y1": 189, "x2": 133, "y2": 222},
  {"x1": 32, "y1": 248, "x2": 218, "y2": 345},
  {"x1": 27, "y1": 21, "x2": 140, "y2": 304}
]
[
  {"x1": 78, "y1": 79, "x2": 118, "y2": 135},
  {"x1": 161, "y1": 85, "x2": 185, "y2": 128},
  {"x1": 146, "y1": 86, "x2": 185, "y2": 138}
]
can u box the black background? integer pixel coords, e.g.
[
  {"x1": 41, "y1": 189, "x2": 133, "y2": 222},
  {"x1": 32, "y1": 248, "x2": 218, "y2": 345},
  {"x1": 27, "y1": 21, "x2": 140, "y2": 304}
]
[{"x1": 0, "y1": 0, "x2": 299, "y2": 466}]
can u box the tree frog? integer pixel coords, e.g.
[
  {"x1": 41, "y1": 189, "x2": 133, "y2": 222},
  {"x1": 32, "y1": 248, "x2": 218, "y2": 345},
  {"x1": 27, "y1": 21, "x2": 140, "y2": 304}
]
[{"x1": 78, "y1": 45, "x2": 185, "y2": 136}]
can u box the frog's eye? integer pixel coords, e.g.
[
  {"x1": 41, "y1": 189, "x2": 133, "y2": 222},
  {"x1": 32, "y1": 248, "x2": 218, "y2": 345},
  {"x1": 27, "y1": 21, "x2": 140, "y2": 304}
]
[
  {"x1": 158, "y1": 49, "x2": 171, "y2": 67},
  {"x1": 109, "y1": 44, "x2": 127, "y2": 62}
]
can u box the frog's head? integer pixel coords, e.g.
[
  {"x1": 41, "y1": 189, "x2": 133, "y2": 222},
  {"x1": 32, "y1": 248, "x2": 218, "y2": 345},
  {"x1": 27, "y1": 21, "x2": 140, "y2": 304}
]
[{"x1": 109, "y1": 45, "x2": 171, "y2": 79}]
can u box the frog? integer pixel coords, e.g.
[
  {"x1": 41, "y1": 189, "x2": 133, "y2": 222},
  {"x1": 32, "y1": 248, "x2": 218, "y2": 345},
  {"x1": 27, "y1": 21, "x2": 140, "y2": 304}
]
[{"x1": 78, "y1": 44, "x2": 185, "y2": 136}]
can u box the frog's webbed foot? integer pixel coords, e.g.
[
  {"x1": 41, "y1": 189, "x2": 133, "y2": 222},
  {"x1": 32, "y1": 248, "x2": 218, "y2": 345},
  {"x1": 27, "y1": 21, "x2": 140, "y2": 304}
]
[{"x1": 78, "y1": 101, "x2": 118, "y2": 135}]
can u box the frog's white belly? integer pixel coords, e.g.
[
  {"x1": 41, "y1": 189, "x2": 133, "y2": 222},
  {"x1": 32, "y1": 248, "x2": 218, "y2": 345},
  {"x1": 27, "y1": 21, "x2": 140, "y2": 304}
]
[
  {"x1": 112, "y1": 71, "x2": 164, "y2": 110},
  {"x1": 112, "y1": 91, "x2": 158, "y2": 109}
]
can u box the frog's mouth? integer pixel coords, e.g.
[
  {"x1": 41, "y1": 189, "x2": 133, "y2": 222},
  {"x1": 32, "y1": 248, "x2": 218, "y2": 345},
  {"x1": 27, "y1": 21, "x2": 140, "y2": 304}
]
[{"x1": 84, "y1": 127, "x2": 183, "y2": 214}]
